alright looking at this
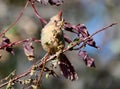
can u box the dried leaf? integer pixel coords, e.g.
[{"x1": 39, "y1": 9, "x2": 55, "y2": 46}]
[
  {"x1": 1, "y1": 36, "x2": 14, "y2": 54},
  {"x1": 63, "y1": 22, "x2": 77, "y2": 33},
  {"x1": 36, "y1": 0, "x2": 63, "y2": 6},
  {"x1": 2, "y1": 36, "x2": 11, "y2": 44},
  {"x1": 23, "y1": 41, "x2": 35, "y2": 61},
  {"x1": 6, "y1": 47, "x2": 14, "y2": 54},
  {"x1": 78, "y1": 50, "x2": 95, "y2": 67},
  {"x1": 58, "y1": 54, "x2": 78, "y2": 81},
  {"x1": 75, "y1": 24, "x2": 98, "y2": 49},
  {"x1": 48, "y1": 0, "x2": 63, "y2": 6},
  {"x1": 64, "y1": 23, "x2": 98, "y2": 49},
  {"x1": 36, "y1": 0, "x2": 48, "y2": 5}
]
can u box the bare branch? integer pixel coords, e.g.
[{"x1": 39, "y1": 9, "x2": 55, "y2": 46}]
[
  {"x1": 29, "y1": 0, "x2": 48, "y2": 24},
  {"x1": 0, "y1": 0, "x2": 29, "y2": 37},
  {"x1": 0, "y1": 38, "x2": 40, "y2": 49},
  {"x1": 90, "y1": 23, "x2": 118, "y2": 38}
]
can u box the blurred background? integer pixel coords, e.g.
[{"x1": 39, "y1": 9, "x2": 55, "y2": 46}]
[{"x1": 0, "y1": 0, "x2": 120, "y2": 89}]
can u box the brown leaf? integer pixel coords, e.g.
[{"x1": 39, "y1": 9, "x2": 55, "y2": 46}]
[
  {"x1": 35, "y1": 0, "x2": 63, "y2": 6},
  {"x1": 78, "y1": 50, "x2": 95, "y2": 67},
  {"x1": 23, "y1": 41, "x2": 35, "y2": 61},
  {"x1": 76, "y1": 24, "x2": 98, "y2": 49},
  {"x1": 63, "y1": 22, "x2": 77, "y2": 34},
  {"x1": 1, "y1": 36, "x2": 14, "y2": 54},
  {"x1": 48, "y1": 0, "x2": 63, "y2": 6}
]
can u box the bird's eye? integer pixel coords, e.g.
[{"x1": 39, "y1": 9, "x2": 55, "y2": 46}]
[
  {"x1": 54, "y1": 20, "x2": 57, "y2": 23},
  {"x1": 54, "y1": 20, "x2": 58, "y2": 26}
]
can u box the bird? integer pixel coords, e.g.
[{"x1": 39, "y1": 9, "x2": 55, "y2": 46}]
[
  {"x1": 41, "y1": 11, "x2": 65, "y2": 55},
  {"x1": 39, "y1": 11, "x2": 65, "y2": 80},
  {"x1": 40, "y1": 11, "x2": 78, "y2": 81}
]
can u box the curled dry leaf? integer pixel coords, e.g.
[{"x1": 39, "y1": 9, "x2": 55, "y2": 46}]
[
  {"x1": 64, "y1": 22, "x2": 98, "y2": 49},
  {"x1": 23, "y1": 41, "x2": 35, "y2": 61},
  {"x1": 78, "y1": 50, "x2": 95, "y2": 67},
  {"x1": 35, "y1": 0, "x2": 63, "y2": 6},
  {"x1": 35, "y1": 0, "x2": 48, "y2": 5},
  {"x1": 75, "y1": 24, "x2": 98, "y2": 49},
  {"x1": 0, "y1": 36, "x2": 14, "y2": 54},
  {"x1": 63, "y1": 22, "x2": 77, "y2": 33},
  {"x1": 58, "y1": 53, "x2": 78, "y2": 81},
  {"x1": 48, "y1": 0, "x2": 63, "y2": 6}
]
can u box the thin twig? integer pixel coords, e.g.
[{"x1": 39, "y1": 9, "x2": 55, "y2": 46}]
[
  {"x1": 29, "y1": 0, "x2": 47, "y2": 24},
  {"x1": 90, "y1": 23, "x2": 117, "y2": 38},
  {"x1": 38, "y1": 53, "x2": 49, "y2": 84},
  {"x1": 0, "y1": 38, "x2": 40, "y2": 49},
  {"x1": 82, "y1": 23, "x2": 118, "y2": 48},
  {"x1": 0, "y1": 0, "x2": 29, "y2": 37}
]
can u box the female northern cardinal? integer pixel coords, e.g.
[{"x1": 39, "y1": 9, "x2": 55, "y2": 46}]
[
  {"x1": 41, "y1": 11, "x2": 65, "y2": 55},
  {"x1": 40, "y1": 11, "x2": 77, "y2": 81}
]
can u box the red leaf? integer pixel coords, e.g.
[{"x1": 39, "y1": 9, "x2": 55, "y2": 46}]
[
  {"x1": 76, "y1": 24, "x2": 98, "y2": 49},
  {"x1": 1, "y1": 36, "x2": 14, "y2": 54},
  {"x1": 48, "y1": 0, "x2": 63, "y2": 6},
  {"x1": 35, "y1": 0, "x2": 63, "y2": 6},
  {"x1": 78, "y1": 50, "x2": 95, "y2": 67},
  {"x1": 23, "y1": 41, "x2": 35, "y2": 61}
]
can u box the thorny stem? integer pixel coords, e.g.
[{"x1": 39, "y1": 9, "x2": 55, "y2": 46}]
[
  {"x1": 29, "y1": 0, "x2": 48, "y2": 24},
  {"x1": 0, "y1": 0, "x2": 29, "y2": 37}
]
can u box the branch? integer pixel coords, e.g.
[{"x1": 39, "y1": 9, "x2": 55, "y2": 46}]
[
  {"x1": 0, "y1": 69, "x2": 31, "y2": 88},
  {"x1": 0, "y1": 0, "x2": 29, "y2": 37},
  {"x1": 0, "y1": 38, "x2": 40, "y2": 49},
  {"x1": 0, "y1": 23, "x2": 117, "y2": 88},
  {"x1": 90, "y1": 23, "x2": 117, "y2": 38},
  {"x1": 29, "y1": 0, "x2": 48, "y2": 24}
]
